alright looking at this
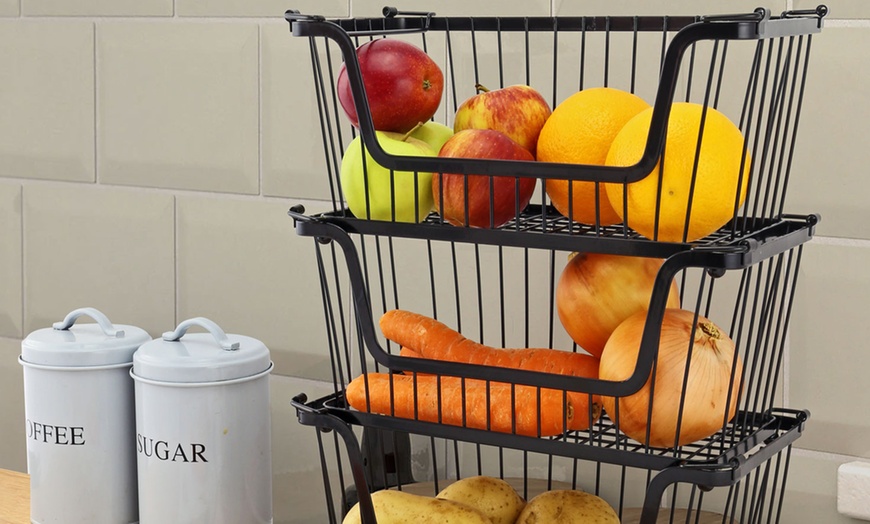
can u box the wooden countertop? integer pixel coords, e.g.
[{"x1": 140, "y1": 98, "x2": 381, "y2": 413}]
[{"x1": 0, "y1": 469, "x2": 29, "y2": 524}]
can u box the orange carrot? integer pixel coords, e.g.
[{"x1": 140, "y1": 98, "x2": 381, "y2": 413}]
[
  {"x1": 346, "y1": 373, "x2": 573, "y2": 437},
  {"x1": 383, "y1": 309, "x2": 601, "y2": 430}
]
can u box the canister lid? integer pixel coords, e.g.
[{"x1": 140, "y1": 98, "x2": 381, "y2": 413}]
[
  {"x1": 21, "y1": 307, "x2": 151, "y2": 367},
  {"x1": 132, "y1": 317, "x2": 271, "y2": 383}
]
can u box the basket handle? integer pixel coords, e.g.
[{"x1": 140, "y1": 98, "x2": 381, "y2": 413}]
[{"x1": 52, "y1": 307, "x2": 124, "y2": 338}]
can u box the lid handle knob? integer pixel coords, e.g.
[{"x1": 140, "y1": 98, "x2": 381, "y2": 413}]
[
  {"x1": 162, "y1": 317, "x2": 240, "y2": 351},
  {"x1": 52, "y1": 307, "x2": 125, "y2": 338}
]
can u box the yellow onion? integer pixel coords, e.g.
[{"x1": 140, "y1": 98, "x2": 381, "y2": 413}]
[
  {"x1": 599, "y1": 309, "x2": 742, "y2": 448},
  {"x1": 555, "y1": 253, "x2": 680, "y2": 358}
]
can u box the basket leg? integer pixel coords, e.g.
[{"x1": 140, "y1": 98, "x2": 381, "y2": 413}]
[{"x1": 343, "y1": 427, "x2": 417, "y2": 515}]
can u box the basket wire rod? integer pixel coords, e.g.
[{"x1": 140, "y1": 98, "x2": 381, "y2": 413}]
[
  {"x1": 429, "y1": 435, "x2": 441, "y2": 493},
  {"x1": 426, "y1": 239, "x2": 438, "y2": 319},
  {"x1": 773, "y1": 445, "x2": 794, "y2": 523},
  {"x1": 747, "y1": 254, "x2": 785, "y2": 417},
  {"x1": 631, "y1": 16, "x2": 639, "y2": 94},
  {"x1": 670, "y1": 273, "x2": 710, "y2": 454},
  {"x1": 778, "y1": 34, "x2": 812, "y2": 217},
  {"x1": 713, "y1": 40, "x2": 730, "y2": 110},
  {"x1": 685, "y1": 42, "x2": 697, "y2": 102},
  {"x1": 604, "y1": 17, "x2": 611, "y2": 87},
  {"x1": 759, "y1": 249, "x2": 796, "y2": 414},
  {"x1": 446, "y1": 20, "x2": 458, "y2": 115},
  {"x1": 498, "y1": 247, "x2": 507, "y2": 347},
  {"x1": 742, "y1": 257, "x2": 781, "y2": 427},
  {"x1": 762, "y1": 447, "x2": 785, "y2": 523},
  {"x1": 309, "y1": 39, "x2": 342, "y2": 214},
  {"x1": 764, "y1": 37, "x2": 797, "y2": 223},
  {"x1": 547, "y1": 250, "x2": 557, "y2": 350},
  {"x1": 772, "y1": 36, "x2": 804, "y2": 219},
  {"x1": 757, "y1": 37, "x2": 792, "y2": 227},
  {"x1": 579, "y1": 16, "x2": 587, "y2": 90},
  {"x1": 737, "y1": 40, "x2": 764, "y2": 234},
  {"x1": 734, "y1": 261, "x2": 766, "y2": 434},
  {"x1": 726, "y1": 265, "x2": 752, "y2": 446},
  {"x1": 450, "y1": 241, "x2": 462, "y2": 331},
  {"x1": 765, "y1": 245, "x2": 802, "y2": 411},
  {"x1": 777, "y1": 35, "x2": 812, "y2": 216},
  {"x1": 386, "y1": 237, "x2": 399, "y2": 312},
  {"x1": 474, "y1": 244, "x2": 485, "y2": 346},
  {"x1": 470, "y1": 17, "x2": 479, "y2": 85},
  {"x1": 731, "y1": 42, "x2": 763, "y2": 238},
  {"x1": 524, "y1": 17, "x2": 531, "y2": 85},
  {"x1": 495, "y1": 18, "x2": 505, "y2": 88},
  {"x1": 680, "y1": 40, "x2": 721, "y2": 243},
  {"x1": 552, "y1": 18, "x2": 559, "y2": 105},
  {"x1": 747, "y1": 41, "x2": 777, "y2": 229},
  {"x1": 316, "y1": 430, "x2": 340, "y2": 523},
  {"x1": 315, "y1": 243, "x2": 342, "y2": 393}
]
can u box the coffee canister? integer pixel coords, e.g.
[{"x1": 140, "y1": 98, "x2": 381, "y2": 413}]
[
  {"x1": 19, "y1": 307, "x2": 151, "y2": 524},
  {"x1": 131, "y1": 317, "x2": 273, "y2": 524}
]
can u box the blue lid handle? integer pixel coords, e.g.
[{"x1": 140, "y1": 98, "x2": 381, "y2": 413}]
[
  {"x1": 52, "y1": 307, "x2": 125, "y2": 338},
  {"x1": 162, "y1": 317, "x2": 240, "y2": 351}
]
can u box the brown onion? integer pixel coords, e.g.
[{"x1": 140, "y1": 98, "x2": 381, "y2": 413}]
[
  {"x1": 599, "y1": 309, "x2": 743, "y2": 448},
  {"x1": 556, "y1": 253, "x2": 680, "y2": 358}
]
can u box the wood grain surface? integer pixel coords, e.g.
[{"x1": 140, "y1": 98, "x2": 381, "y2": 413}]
[{"x1": 0, "y1": 469, "x2": 29, "y2": 524}]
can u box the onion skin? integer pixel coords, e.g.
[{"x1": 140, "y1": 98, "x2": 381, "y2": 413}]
[
  {"x1": 599, "y1": 309, "x2": 743, "y2": 448},
  {"x1": 556, "y1": 253, "x2": 680, "y2": 358}
]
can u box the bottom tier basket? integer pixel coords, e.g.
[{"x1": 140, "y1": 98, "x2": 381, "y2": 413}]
[{"x1": 292, "y1": 393, "x2": 807, "y2": 524}]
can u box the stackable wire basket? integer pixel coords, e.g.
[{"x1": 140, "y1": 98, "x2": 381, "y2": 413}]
[{"x1": 283, "y1": 5, "x2": 826, "y2": 523}]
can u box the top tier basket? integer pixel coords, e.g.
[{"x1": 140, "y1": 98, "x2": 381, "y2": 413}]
[{"x1": 286, "y1": 5, "x2": 825, "y2": 256}]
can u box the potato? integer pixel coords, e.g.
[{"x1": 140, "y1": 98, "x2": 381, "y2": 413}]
[
  {"x1": 515, "y1": 489, "x2": 620, "y2": 524},
  {"x1": 342, "y1": 489, "x2": 493, "y2": 524},
  {"x1": 436, "y1": 476, "x2": 526, "y2": 524}
]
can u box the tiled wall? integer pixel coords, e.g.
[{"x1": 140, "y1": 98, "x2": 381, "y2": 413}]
[{"x1": 1, "y1": 1, "x2": 867, "y2": 522}]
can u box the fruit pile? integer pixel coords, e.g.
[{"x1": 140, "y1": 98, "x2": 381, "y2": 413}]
[
  {"x1": 342, "y1": 476, "x2": 620, "y2": 524},
  {"x1": 337, "y1": 39, "x2": 752, "y2": 241}
]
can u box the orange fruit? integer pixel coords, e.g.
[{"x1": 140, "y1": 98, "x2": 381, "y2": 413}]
[
  {"x1": 605, "y1": 102, "x2": 751, "y2": 242},
  {"x1": 536, "y1": 87, "x2": 650, "y2": 226}
]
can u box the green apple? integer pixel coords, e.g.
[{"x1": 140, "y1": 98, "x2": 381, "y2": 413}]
[
  {"x1": 409, "y1": 121, "x2": 454, "y2": 153},
  {"x1": 340, "y1": 131, "x2": 436, "y2": 223}
]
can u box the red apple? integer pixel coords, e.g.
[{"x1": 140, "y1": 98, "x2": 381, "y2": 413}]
[
  {"x1": 453, "y1": 84, "x2": 552, "y2": 156},
  {"x1": 337, "y1": 39, "x2": 444, "y2": 133},
  {"x1": 434, "y1": 129, "x2": 537, "y2": 228}
]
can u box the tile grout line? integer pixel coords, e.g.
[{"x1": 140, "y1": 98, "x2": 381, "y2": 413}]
[
  {"x1": 18, "y1": 184, "x2": 24, "y2": 338},
  {"x1": 93, "y1": 21, "x2": 99, "y2": 184},
  {"x1": 258, "y1": 23, "x2": 263, "y2": 196},
  {"x1": 173, "y1": 195, "x2": 178, "y2": 326}
]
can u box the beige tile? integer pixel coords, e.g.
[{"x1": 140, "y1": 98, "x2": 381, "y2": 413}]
[
  {"x1": 0, "y1": 337, "x2": 26, "y2": 473},
  {"x1": 22, "y1": 0, "x2": 171, "y2": 16},
  {"x1": 176, "y1": 195, "x2": 335, "y2": 380},
  {"x1": 352, "y1": 0, "x2": 550, "y2": 17},
  {"x1": 788, "y1": 28, "x2": 870, "y2": 239},
  {"x1": 790, "y1": 242, "x2": 870, "y2": 458},
  {"x1": 178, "y1": 0, "x2": 345, "y2": 17},
  {"x1": 97, "y1": 22, "x2": 259, "y2": 194},
  {"x1": 0, "y1": 184, "x2": 22, "y2": 339},
  {"x1": 261, "y1": 22, "x2": 333, "y2": 200},
  {"x1": 23, "y1": 184, "x2": 175, "y2": 337},
  {"x1": 0, "y1": 0, "x2": 18, "y2": 16},
  {"x1": 0, "y1": 20, "x2": 94, "y2": 183},
  {"x1": 795, "y1": 0, "x2": 866, "y2": 19},
  {"x1": 270, "y1": 375, "x2": 345, "y2": 523},
  {"x1": 554, "y1": 1, "x2": 785, "y2": 16},
  {"x1": 781, "y1": 451, "x2": 854, "y2": 523}
]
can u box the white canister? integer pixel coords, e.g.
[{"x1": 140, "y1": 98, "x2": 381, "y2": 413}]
[
  {"x1": 131, "y1": 317, "x2": 273, "y2": 524},
  {"x1": 19, "y1": 307, "x2": 151, "y2": 524}
]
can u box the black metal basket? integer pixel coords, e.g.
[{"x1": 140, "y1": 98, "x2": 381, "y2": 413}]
[{"x1": 283, "y1": 6, "x2": 825, "y2": 523}]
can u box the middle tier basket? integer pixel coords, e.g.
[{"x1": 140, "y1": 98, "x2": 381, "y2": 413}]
[{"x1": 284, "y1": 5, "x2": 825, "y2": 524}]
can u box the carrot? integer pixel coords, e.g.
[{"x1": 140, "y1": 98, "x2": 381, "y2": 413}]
[
  {"x1": 383, "y1": 309, "x2": 602, "y2": 430},
  {"x1": 346, "y1": 372, "x2": 573, "y2": 437}
]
